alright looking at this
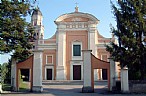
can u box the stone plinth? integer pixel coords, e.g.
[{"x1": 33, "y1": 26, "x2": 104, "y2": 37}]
[
  {"x1": 82, "y1": 86, "x2": 94, "y2": 93},
  {"x1": 121, "y1": 67, "x2": 129, "y2": 93}
]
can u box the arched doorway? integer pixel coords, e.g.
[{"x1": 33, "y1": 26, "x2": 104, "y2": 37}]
[
  {"x1": 15, "y1": 50, "x2": 43, "y2": 92},
  {"x1": 91, "y1": 54, "x2": 110, "y2": 92},
  {"x1": 82, "y1": 50, "x2": 115, "y2": 93},
  {"x1": 16, "y1": 56, "x2": 33, "y2": 91}
]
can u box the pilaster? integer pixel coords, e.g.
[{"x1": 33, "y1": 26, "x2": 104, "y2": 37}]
[
  {"x1": 56, "y1": 29, "x2": 66, "y2": 80},
  {"x1": 88, "y1": 23, "x2": 97, "y2": 56},
  {"x1": 88, "y1": 23, "x2": 98, "y2": 81}
]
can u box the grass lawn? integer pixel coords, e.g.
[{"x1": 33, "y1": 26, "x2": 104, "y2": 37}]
[
  {"x1": 2, "y1": 83, "x2": 11, "y2": 91},
  {"x1": 1, "y1": 82, "x2": 30, "y2": 92},
  {"x1": 19, "y1": 81, "x2": 30, "y2": 92}
]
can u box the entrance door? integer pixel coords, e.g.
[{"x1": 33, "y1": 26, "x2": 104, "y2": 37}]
[
  {"x1": 46, "y1": 69, "x2": 52, "y2": 80},
  {"x1": 73, "y1": 65, "x2": 81, "y2": 80},
  {"x1": 102, "y1": 69, "x2": 107, "y2": 80}
]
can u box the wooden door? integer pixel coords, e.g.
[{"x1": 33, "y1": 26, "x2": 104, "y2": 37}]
[
  {"x1": 47, "y1": 69, "x2": 52, "y2": 80},
  {"x1": 73, "y1": 65, "x2": 81, "y2": 80}
]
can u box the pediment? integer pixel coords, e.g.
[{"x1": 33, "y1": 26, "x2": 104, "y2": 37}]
[{"x1": 55, "y1": 12, "x2": 99, "y2": 24}]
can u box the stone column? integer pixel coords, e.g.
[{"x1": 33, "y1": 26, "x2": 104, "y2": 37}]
[
  {"x1": 109, "y1": 58, "x2": 116, "y2": 91},
  {"x1": 56, "y1": 30, "x2": 66, "y2": 80},
  {"x1": 121, "y1": 67, "x2": 129, "y2": 93},
  {"x1": 32, "y1": 50, "x2": 43, "y2": 92},
  {"x1": 82, "y1": 50, "x2": 94, "y2": 93},
  {"x1": 88, "y1": 23, "x2": 97, "y2": 57},
  {"x1": 11, "y1": 58, "x2": 17, "y2": 91}
]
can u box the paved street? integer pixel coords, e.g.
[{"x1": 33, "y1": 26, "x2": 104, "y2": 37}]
[{"x1": 1, "y1": 81, "x2": 146, "y2": 96}]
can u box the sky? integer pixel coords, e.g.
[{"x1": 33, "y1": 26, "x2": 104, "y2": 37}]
[{"x1": 0, "y1": 0, "x2": 117, "y2": 64}]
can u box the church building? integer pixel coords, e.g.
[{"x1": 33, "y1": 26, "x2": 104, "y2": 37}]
[{"x1": 30, "y1": 6, "x2": 118, "y2": 81}]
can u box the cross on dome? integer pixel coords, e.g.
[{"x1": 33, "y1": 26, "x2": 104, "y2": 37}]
[
  {"x1": 75, "y1": 2, "x2": 79, "y2": 12},
  {"x1": 33, "y1": 0, "x2": 39, "y2": 9}
]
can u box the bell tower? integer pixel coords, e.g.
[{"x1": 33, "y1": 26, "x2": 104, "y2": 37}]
[{"x1": 31, "y1": 7, "x2": 44, "y2": 40}]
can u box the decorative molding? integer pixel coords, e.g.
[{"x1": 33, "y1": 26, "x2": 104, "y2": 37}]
[
  {"x1": 71, "y1": 17, "x2": 82, "y2": 21},
  {"x1": 37, "y1": 45, "x2": 57, "y2": 50},
  {"x1": 55, "y1": 12, "x2": 99, "y2": 23}
]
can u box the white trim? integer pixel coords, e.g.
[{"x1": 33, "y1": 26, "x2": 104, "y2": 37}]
[
  {"x1": 37, "y1": 46, "x2": 56, "y2": 50},
  {"x1": 97, "y1": 42, "x2": 110, "y2": 45},
  {"x1": 46, "y1": 55, "x2": 53, "y2": 64},
  {"x1": 72, "y1": 42, "x2": 82, "y2": 60},
  {"x1": 38, "y1": 43, "x2": 57, "y2": 46},
  {"x1": 70, "y1": 61, "x2": 83, "y2": 80},
  {"x1": 45, "y1": 66, "x2": 54, "y2": 80},
  {"x1": 58, "y1": 28, "x2": 88, "y2": 31}
]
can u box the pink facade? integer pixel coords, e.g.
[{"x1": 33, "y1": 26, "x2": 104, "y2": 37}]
[{"x1": 30, "y1": 7, "x2": 118, "y2": 81}]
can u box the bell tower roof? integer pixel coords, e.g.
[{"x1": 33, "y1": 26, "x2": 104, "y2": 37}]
[{"x1": 32, "y1": 7, "x2": 42, "y2": 16}]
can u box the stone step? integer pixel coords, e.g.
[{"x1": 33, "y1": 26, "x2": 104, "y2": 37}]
[
  {"x1": 42, "y1": 80, "x2": 83, "y2": 85},
  {"x1": 42, "y1": 80, "x2": 108, "y2": 85}
]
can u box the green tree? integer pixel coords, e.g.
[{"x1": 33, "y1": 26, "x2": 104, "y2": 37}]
[
  {"x1": 1, "y1": 63, "x2": 9, "y2": 84},
  {"x1": 107, "y1": 0, "x2": 146, "y2": 80},
  {"x1": 0, "y1": 64, "x2": 1, "y2": 83},
  {"x1": 0, "y1": 0, "x2": 35, "y2": 62}
]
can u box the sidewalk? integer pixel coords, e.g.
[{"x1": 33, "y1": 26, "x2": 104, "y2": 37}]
[
  {"x1": 1, "y1": 85, "x2": 146, "y2": 96},
  {"x1": 1, "y1": 81, "x2": 146, "y2": 96}
]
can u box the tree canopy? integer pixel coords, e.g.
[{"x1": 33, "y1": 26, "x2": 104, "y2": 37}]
[
  {"x1": 0, "y1": 0, "x2": 35, "y2": 61},
  {"x1": 107, "y1": 0, "x2": 146, "y2": 80}
]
